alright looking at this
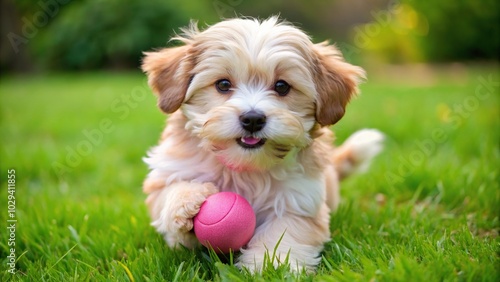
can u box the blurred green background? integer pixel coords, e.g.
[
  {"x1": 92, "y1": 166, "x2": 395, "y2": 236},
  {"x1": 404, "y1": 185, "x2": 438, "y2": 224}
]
[{"x1": 1, "y1": 0, "x2": 498, "y2": 72}]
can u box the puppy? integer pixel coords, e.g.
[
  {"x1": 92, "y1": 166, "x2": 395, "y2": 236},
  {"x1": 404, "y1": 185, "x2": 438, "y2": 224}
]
[{"x1": 141, "y1": 17, "x2": 383, "y2": 272}]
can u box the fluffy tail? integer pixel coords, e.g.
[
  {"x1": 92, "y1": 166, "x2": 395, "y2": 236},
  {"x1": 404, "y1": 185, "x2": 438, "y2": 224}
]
[{"x1": 333, "y1": 129, "x2": 384, "y2": 180}]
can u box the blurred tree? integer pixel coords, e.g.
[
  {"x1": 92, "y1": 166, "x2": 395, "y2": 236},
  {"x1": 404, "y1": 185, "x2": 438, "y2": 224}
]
[
  {"x1": 1, "y1": 0, "x2": 33, "y2": 72},
  {"x1": 1, "y1": 0, "x2": 218, "y2": 71},
  {"x1": 410, "y1": 0, "x2": 499, "y2": 61},
  {"x1": 354, "y1": 0, "x2": 499, "y2": 63},
  {"x1": 34, "y1": 0, "x2": 203, "y2": 70}
]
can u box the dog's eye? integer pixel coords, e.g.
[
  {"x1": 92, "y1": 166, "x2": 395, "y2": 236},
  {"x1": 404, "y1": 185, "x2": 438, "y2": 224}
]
[
  {"x1": 215, "y1": 79, "x2": 232, "y2": 94},
  {"x1": 274, "y1": 80, "x2": 291, "y2": 96}
]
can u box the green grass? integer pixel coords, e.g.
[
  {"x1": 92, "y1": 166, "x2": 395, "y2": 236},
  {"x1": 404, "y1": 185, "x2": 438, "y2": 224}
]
[{"x1": 0, "y1": 65, "x2": 498, "y2": 281}]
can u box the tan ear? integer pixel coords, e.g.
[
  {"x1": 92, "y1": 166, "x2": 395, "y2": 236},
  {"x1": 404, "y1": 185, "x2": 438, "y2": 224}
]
[
  {"x1": 141, "y1": 45, "x2": 193, "y2": 113},
  {"x1": 313, "y1": 42, "x2": 366, "y2": 126}
]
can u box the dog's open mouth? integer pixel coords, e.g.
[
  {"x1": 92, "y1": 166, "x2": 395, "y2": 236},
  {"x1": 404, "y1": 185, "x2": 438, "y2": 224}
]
[{"x1": 237, "y1": 136, "x2": 266, "y2": 149}]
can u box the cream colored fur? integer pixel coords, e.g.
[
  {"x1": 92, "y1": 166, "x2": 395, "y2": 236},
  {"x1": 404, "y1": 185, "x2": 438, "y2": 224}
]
[{"x1": 141, "y1": 17, "x2": 383, "y2": 272}]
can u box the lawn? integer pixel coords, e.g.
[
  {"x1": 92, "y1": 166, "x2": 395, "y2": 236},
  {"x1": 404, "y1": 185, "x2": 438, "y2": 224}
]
[{"x1": 0, "y1": 65, "x2": 498, "y2": 281}]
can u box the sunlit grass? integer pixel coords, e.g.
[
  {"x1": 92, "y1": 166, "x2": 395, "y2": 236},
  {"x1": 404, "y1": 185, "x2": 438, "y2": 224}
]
[{"x1": 0, "y1": 65, "x2": 498, "y2": 281}]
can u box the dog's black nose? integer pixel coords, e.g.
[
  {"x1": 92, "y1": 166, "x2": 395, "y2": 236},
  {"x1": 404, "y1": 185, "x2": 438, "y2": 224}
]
[{"x1": 239, "y1": 110, "x2": 266, "y2": 133}]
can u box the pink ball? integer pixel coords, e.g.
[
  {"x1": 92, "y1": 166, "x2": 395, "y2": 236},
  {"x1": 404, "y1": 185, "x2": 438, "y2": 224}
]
[{"x1": 194, "y1": 192, "x2": 256, "y2": 254}]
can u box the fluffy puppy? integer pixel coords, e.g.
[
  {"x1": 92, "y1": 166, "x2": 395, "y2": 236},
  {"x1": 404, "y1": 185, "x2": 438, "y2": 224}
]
[{"x1": 141, "y1": 17, "x2": 383, "y2": 272}]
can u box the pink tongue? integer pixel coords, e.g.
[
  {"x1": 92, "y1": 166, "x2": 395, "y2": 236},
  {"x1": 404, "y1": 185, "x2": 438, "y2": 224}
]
[{"x1": 242, "y1": 137, "x2": 261, "y2": 145}]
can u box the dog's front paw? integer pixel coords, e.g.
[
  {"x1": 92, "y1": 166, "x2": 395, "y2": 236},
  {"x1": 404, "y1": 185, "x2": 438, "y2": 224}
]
[
  {"x1": 236, "y1": 246, "x2": 288, "y2": 273},
  {"x1": 152, "y1": 182, "x2": 218, "y2": 248},
  {"x1": 236, "y1": 250, "x2": 264, "y2": 273},
  {"x1": 237, "y1": 246, "x2": 319, "y2": 274},
  {"x1": 172, "y1": 182, "x2": 218, "y2": 232}
]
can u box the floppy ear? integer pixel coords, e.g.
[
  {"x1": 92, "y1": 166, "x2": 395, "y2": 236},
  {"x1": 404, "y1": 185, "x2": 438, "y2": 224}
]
[
  {"x1": 141, "y1": 45, "x2": 194, "y2": 113},
  {"x1": 313, "y1": 42, "x2": 366, "y2": 126}
]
